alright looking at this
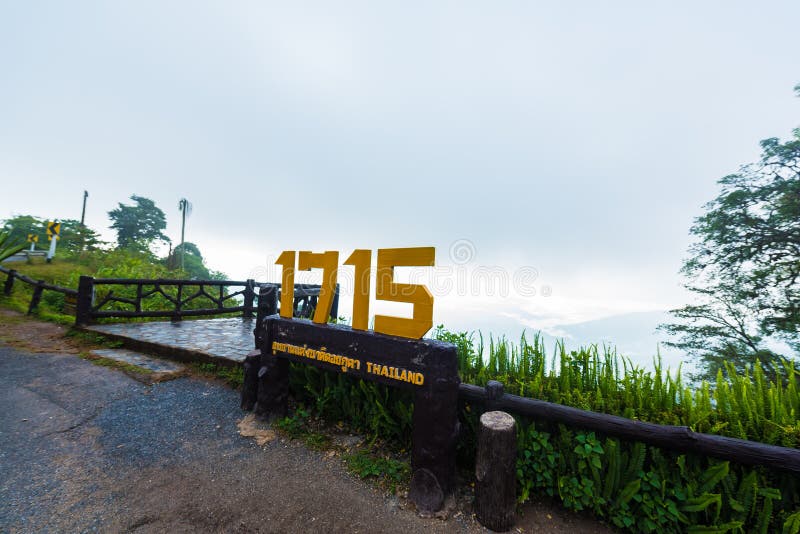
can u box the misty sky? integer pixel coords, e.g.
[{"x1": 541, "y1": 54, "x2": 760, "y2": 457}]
[{"x1": 1, "y1": 1, "x2": 798, "y2": 358}]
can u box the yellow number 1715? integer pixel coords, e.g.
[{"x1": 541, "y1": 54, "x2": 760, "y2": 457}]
[{"x1": 275, "y1": 247, "x2": 434, "y2": 340}]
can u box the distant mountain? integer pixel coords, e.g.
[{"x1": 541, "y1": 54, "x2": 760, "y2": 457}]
[
  {"x1": 440, "y1": 309, "x2": 687, "y2": 372},
  {"x1": 554, "y1": 311, "x2": 685, "y2": 370}
]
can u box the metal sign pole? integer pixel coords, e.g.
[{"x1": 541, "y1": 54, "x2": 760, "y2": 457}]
[{"x1": 46, "y1": 235, "x2": 57, "y2": 261}]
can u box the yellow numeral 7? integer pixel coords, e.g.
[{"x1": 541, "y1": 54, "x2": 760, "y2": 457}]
[{"x1": 298, "y1": 250, "x2": 339, "y2": 324}]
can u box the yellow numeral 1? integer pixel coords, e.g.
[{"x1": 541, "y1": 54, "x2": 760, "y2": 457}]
[
  {"x1": 275, "y1": 250, "x2": 296, "y2": 319},
  {"x1": 343, "y1": 249, "x2": 371, "y2": 330},
  {"x1": 373, "y1": 247, "x2": 434, "y2": 339},
  {"x1": 298, "y1": 250, "x2": 339, "y2": 324}
]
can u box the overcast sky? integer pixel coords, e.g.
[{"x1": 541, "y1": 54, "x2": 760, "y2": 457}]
[{"x1": 1, "y1": 1, "x2": 798, "y2": 354}]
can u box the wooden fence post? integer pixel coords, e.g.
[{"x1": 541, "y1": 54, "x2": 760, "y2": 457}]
[
  {"x1": 75, "y1": 275, "x2": 94, "y2": 326},
  {"x1": 485, "y1": 380, "x2": 504, "y2": 412},
  {"x1": 241, "y1": 349, "x2": 261, "y2": 411},
  {"x1": 171, "y1": 283, "x2": 183, "y2": 322},
  {"x1": 3, "y1": 269, "x2": 15, "y2": 296},
  {"x1": 475, "y1": 411, "x2": 517, "y2": 532},
  {"x1": 254, "y1": 284, "x2": 278, "y2": 349},
  {"x1": 27, "y1": 281, "x2": 44, "y2": 314},
  {"x1": 254, "y1": 316, "x2": 289, "y2": 420},
  {"x1": 242, "y1": 279, "x2": 256, "y2": 318}
]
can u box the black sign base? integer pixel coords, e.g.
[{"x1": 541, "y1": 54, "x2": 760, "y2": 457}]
[{"x1": 242, "y1": 315, "x2": 460, "y2": 513}]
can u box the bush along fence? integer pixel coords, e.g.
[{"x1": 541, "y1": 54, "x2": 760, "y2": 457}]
[{"x1": 1, "y1": 265, "x2": 78, "y2": 314}]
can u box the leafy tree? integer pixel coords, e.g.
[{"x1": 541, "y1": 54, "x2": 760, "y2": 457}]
[
  {"x1": 2, "y1": 215, "x2": 105, "y2": 255},
  {"x1": 2, "y1": 215, "x2": 45, "y2": 245},
  {"x1": 661, "y1": 89, "x2": 800, "y2": 379},
  {"x1": 165, "y1": 242, "x2": 223, "y2": 280},
  {"x1": 56, "y1": 219, "x2": 105, "y2": 253},
  {"x1": 108, "y1": 195, "x2": 169, "y2": 252}
]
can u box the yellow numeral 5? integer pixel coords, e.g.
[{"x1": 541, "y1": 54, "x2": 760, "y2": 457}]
[{"x1": 373, "y1": 247, "x2": 434, "y2": 340}]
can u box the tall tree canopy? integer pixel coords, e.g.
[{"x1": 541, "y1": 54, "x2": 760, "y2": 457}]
[
  {"x1": 165, "y1": 241, "x2": 223, "y2": 280},
  {"x1": 661, "y1": 109, "x2": 800, "y2": 379},
  {"x1": 108, "y1": 195, "x2": 169, "y2": 252}
]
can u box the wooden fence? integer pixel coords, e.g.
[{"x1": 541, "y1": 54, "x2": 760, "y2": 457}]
[
  {"x1": 0, "y1": 267, "x2": 339, "y2": 324},
  {"x1": 75, "y1": 277, "x2": 338, "y2": 325},
  {"x1": 1, "y1": 266, "x2": 78, "y2": 314},
  {"x1": 461, "y1": 380, "x2": 800, "y2": 475}
]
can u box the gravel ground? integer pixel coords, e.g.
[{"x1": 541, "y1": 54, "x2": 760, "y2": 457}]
[{"x1": 0, "y1": 310, "x2": 615, "y2": 533}]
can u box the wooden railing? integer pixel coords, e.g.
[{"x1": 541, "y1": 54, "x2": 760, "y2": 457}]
[
  {"x1": 75, "y1": 276, "x2": 339, "y2": 325},
  {"x1": 460, "y1": 380, "x2": 800, "y2": 475},
  {"x1": 1, "y1": 266, "x2": 339, "y2": 324},
  {"x1": 1, "y1": 266, "x2": 78, "y2": 314}
]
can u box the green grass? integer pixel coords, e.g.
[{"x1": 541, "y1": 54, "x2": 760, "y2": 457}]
[
  {"x1": 192, "y1": 362, "x2": 244, "y2": 389},
  {"x1": 65, "y1": 328, "x2": 124, "y2": 348},
  {"x1": 79, "y1": 352, "x2": 154, "y2": 375},
  {"x1": 343, "y1": 450, "x2": 410, "y2": 493}
]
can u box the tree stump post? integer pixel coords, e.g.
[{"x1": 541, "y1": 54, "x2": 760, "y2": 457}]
[
  {"x1": 240, "y1": 349, "x2": 261, "y2": 411},
  {"x1": 475, "y1": 410, "x2": 517, "y2": 532},
  {"x1": 254, "y1": 284, "x2": 278, "y2": 348},
  {"x1": 27, "y1": 281, "x2": 44, "y2": 314},
  {"x1": 242, "y1": 279, "x2": 256, "y2": 319},
  {"x1": 254, "y1": 317, "x2": 289, "y2": 420},
  {"x1": 485, "y1": 380, "x2": 504, "y2": 412},
  {"x1": 3, "y1": 269, "x2": 16, "y2": 296},
  {"x1": 75, "y1": 275, "x2": 94, "y2": 326}
]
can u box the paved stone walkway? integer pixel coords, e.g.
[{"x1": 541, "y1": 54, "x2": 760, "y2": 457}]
[
  {"x1": 89, "y1": 349, "x2": 185, "y2": 375},
  {"x1": 85, "y1": 317, "x2": 255, "y2": 364}
]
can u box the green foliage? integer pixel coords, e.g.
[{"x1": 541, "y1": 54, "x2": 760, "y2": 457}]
[
  {"x1": 165, "y1": 242, "x2": 222, "y2": 280},
  {"x1": 108, "y1": 195, "x2": 169, "y2": 252},
  {"x1": 287, "y1": 363, "x2": 414, "y2": 448},
  {"x1": 0, "y1": 229, "x2": 26, "y2": 262},
  {"x1": 428, "y1": 326, "x2": 800, "y2": 533},
  {"x1": 343, "y1": 450, "x2": 410, "y2": 492},
  {"x1": 193, "y1": 362, "x2": 243, "y2": 388},
  {"x1": 661, "y1": 115, "x2": 800, "y2": 377},
  {"x1": 274, "y1": 408, "x2": 311, "y2": 438},
  {"x1": 2, "y1": 215, "x2": 105, "y2": 255}
]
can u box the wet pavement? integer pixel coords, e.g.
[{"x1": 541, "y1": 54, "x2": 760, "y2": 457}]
[
  {"x1": 89, "y1": 349, "x2": 185, "y2": 375},
  {"x1": 84, "y1": 317, "x2": 256, "y2": 364}
]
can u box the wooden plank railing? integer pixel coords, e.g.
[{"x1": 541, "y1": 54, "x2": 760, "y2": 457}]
[
  {"x1": 75, "y1": 276, "x2": 339, "y2": 325},
  {"x1": 82, "y1": 277, "x2": 257, "y2": 323},
  {"x1": 1, "y1": 266, "x2": 339, "y2": 324},
  {"x1": 1, "y1": 265, "x2": 78, "y2": 314},
  {"x1": 460, "y1": 380, "x2": 800, "y2": 475}
]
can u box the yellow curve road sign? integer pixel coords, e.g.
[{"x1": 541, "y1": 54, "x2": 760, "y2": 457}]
[{"x1": 46, "y1": 221, "x2": 61, "y2": 236}]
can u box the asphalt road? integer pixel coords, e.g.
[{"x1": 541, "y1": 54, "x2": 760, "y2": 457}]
[{"x1": 0, "y1": 346, "x2": 481, "y2": 533}]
